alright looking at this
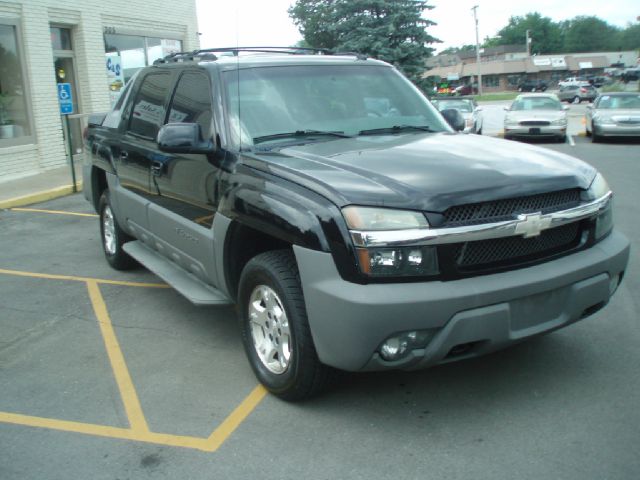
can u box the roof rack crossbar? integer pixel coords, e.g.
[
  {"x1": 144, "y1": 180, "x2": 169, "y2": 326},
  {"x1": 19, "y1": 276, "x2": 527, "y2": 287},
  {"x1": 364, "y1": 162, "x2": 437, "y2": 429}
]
[{"x1": 152, "y1": 47, "x2": 368, "y2": 65}]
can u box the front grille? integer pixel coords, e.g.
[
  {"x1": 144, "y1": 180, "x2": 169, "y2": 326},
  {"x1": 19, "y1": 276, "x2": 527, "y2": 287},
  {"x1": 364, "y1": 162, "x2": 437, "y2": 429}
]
[
  {"x1": 520, "y1": 120, "x2": 550, "y2": 126},
  {"x1": 443, "y1": 189, "x2": 581, "y2": 227},
  {"x1": 453, "y1": 222, "x2": 581, "y2": 269}
]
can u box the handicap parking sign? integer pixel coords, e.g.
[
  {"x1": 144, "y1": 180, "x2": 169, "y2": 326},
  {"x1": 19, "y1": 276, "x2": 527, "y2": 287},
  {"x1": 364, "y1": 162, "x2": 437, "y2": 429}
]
[{"x1": 57, "y1": 83, "x2": 74, "y2": 115}]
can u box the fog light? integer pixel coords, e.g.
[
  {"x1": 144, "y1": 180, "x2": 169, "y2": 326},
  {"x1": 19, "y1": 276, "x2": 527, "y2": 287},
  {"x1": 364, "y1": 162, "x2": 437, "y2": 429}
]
[
  {"x1": 609, "y1": 273, "x2": 621, "y2": 296},
  {"x1": 378, "y1": 330, "x2": 434, "y2": 361}
]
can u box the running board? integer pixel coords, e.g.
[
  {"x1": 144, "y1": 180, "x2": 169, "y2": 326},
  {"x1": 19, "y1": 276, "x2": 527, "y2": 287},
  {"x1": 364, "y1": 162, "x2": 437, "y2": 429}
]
[{"x1": 123, "y1": 241, "x2": 231, "y2": 306}]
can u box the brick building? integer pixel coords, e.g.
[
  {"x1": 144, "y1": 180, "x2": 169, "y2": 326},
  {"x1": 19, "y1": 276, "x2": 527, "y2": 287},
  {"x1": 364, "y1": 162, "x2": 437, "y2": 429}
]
[{"x1": 0, "y1": 0, "x2": 199, "y2": 181}]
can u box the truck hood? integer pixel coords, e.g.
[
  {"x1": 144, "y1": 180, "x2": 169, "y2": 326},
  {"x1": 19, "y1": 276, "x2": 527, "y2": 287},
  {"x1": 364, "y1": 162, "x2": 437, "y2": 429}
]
[{"x1": 244, "y1": 132, "x2": 595, "y2": 212}]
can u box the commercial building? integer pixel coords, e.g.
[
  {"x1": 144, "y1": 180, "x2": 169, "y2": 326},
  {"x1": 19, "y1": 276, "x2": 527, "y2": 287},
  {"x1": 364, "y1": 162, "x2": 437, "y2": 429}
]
[
  {"x1": 424, "y1": 45, "x2": 639, "y2": 92},
  {"x1": 0, "y1": 0, "x2": 199, "y2": 181}
]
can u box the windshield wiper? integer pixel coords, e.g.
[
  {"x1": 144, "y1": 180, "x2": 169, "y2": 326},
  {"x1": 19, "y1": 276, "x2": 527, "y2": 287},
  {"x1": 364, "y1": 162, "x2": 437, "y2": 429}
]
[
  {"x1": 253, "y1": 129, "x2": 352, "y2": 144},
  {"x1": 358, "y1": 125, "x2": 436, "y2": 136}
]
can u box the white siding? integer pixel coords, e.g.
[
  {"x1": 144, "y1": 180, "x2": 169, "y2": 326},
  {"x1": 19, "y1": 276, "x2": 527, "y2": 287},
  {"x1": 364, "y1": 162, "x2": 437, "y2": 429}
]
[{"x1": 0, "y1": 0, "x2": 199, "y2": 180}]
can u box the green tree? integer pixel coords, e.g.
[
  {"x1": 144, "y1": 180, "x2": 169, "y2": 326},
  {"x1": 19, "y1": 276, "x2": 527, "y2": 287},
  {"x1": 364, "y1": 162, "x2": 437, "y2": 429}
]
[
  {"x1": 490, "y1": 12, "x2": 563, "y2": 54},
  {"x1": 288, "y1": 0, "x2": 439, "y2": 85},
  {"x1": 617, "y1": 23, "x2": 640, "y2": 51},
  {"x1": 438, "y1": 44, "x2": 475, "y2": 55},
  {"x1": 561, "y1": 16, "x2": 621, "y2": 52}
]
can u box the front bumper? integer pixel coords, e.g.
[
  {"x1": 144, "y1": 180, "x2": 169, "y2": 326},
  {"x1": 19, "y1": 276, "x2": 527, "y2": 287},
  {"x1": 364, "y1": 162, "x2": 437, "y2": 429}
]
[
  {"x1": 294, "y1": 230, "x2": 629, "y2": 372},
  {"x1": 594, "y1": 123, "x2": 640, "y2": 137},
  {"x1": 505, "y1": 124, "x2": 566, "y2": 139}
]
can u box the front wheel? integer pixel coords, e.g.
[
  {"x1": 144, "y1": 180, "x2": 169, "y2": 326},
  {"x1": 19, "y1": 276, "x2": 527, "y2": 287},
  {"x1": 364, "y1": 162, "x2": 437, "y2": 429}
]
[
  {"x1": 238, "y1": 250, "x2": 333, "y2": 401},
  {"x1": 572, "y1": 96, "x2": 581, "y2": 104},
  {"x1": 99, "y1": 190, "x2": 136, "y2": 270}
]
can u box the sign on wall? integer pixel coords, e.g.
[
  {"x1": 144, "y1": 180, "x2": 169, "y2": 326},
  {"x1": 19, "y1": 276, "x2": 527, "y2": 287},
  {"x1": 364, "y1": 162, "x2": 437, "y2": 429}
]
[
  {"x1": 106, "y1": 53, "x2": 125, "y2": 107},
  {"x1": 57, "y1": 83, "x2": 73, "y2": 115}
]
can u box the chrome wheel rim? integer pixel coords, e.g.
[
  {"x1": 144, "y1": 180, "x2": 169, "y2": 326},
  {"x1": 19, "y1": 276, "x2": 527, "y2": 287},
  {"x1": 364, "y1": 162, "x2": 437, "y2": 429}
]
[
  {"x1": 102, "y1": 205, "x2": 117, "y2": 255},
  {"x1": 248, "y1": 285, "x2": 291, "y2": 374}
]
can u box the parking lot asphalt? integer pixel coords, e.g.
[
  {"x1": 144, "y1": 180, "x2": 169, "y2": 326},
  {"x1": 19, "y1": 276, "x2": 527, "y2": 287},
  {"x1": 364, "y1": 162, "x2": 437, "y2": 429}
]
[{"x1": 1, "y1": 139, "x2": 639, "y2": 480}]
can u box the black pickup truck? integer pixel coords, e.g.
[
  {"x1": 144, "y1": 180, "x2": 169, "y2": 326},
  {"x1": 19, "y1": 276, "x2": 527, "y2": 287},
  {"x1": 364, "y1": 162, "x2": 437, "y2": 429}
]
[{"x1": 83, "y1": 48, "x2": 629, "y2": 400}]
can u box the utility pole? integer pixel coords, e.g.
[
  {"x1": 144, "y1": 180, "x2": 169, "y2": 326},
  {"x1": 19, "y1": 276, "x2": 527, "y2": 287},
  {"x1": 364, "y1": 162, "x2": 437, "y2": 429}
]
[
  {"x1": 472, "y1": 5, "x2": 483, "y2": 96},
  {"x1": 526, "y1": 29, "x2": 531, "y2": 56}
]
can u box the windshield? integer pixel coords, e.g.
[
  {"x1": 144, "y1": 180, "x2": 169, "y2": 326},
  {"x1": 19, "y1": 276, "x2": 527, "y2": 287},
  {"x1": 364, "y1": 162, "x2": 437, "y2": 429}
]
[
  {"x1": 433, "y1": 99, "x2": 474, "y2": 113},
  {"x1": 510, "y1": 96, "x2": 563, "y2": 111},
  {"x1": 595, "y1": 94, "x2": 640, "y2": 110},
  {"x1": 223, "y1": 65, "x2": 448, "y2": 149}
]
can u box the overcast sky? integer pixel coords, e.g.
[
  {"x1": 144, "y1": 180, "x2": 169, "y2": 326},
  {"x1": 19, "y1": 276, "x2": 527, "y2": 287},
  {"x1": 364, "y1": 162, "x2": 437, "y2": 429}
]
[{"x1": 194, "y1": 0, "x2": 639, "y2": 53}]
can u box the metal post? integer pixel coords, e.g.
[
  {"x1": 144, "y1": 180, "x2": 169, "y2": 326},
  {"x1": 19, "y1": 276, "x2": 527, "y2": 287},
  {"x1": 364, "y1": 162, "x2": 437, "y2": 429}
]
[
  {"x1": 472, "y1": 5, "x2": 483, "y2": 96},
  {"x1": 64, "y1": 115, "x2": 77, "y2": 193},
  {"x1": 526, "y1": 29, "x2": 531, "y2": 57}
]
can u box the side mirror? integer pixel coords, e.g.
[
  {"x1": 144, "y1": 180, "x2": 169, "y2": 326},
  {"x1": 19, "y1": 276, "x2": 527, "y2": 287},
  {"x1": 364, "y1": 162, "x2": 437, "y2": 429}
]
[
  {"x1": 157, "y1": 123, "x2": 215, "y2": 154},
  {"x1": 440, "y1": 108, "x2": 466, "y2": 132},
  {"x1": 475, "y1": 106, "x2": 483, "y2": 112}
]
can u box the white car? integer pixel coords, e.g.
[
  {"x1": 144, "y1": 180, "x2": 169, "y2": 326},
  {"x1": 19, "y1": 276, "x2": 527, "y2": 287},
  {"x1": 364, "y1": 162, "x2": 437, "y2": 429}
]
[
  {"x1": 585, "y1": 92, "x2": 640, "y2": 142},
  {"x1": 558, "y1": 77, "x2": 590, "y2": 88},
  {"x1": 431, "y1": 97, "x2": 483, "y2": 134},
  {"x1": 504, "y1": 93, "x2": 569, "y2": 142}
]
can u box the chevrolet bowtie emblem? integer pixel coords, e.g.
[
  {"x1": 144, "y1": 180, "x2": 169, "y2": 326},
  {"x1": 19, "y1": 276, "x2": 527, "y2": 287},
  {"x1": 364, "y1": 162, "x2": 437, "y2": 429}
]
[{"x1": 514, "y1": 212, "x2": 552, "y2": 238}]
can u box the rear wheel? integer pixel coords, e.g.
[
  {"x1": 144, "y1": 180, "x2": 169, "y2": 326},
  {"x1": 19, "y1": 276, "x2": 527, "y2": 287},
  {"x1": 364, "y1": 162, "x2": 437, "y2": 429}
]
[
  {"x1": 99, "y1": 190, "x2": 136, "y2": 270},
  {"x1": 238, "y1": 250, "x2": 333, "y2": 401},
  {"x1": 572, "y1": 96, "x2": 581, "y2": 104}
]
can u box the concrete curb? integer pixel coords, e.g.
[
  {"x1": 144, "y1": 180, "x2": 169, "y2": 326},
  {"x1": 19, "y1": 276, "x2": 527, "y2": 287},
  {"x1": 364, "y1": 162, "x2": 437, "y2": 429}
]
[{"x1": 0, "y1": 182, "x2": 83, "y2": 209}]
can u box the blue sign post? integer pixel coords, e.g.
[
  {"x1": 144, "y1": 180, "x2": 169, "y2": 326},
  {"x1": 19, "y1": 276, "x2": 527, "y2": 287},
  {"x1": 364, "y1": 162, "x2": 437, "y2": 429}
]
[{"x1": 57, "y1": 83, "x2": 77, "y2": 191}]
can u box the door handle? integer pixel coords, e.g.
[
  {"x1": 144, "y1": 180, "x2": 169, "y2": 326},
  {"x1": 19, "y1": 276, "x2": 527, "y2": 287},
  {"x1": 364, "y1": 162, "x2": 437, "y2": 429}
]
[{"x1": 151, "y1": 160, "x2": 164, "y2": 176}]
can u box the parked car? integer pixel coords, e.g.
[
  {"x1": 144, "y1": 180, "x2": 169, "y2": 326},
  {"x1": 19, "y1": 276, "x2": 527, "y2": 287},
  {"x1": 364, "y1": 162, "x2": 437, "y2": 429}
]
[
  {"x1": 558, "y1": 84, "x2": 598, "y2": 104},
  {"x1": 621, "y1": 69, "x2": 640, "y2": 82},
  {"x1": 558, "y1": 77, "x2": 590, "y2": 88},
  {"x1": 585, "y1": 92, "x2": 640, "y2": 142},
  {"x1": 517, "y1": 79, "x2": 547, "y2": 92},
  {"x1": 83, "y1": 48, "x2": 628, "y2": 401},
  {"x1": 431, "y1": 96, "x2": 483, "y2": 134},
  {"x1": 587, "y1": 76, "x2": 610, "y2": 88},
  {"x1": 453, "y1": 84, "x2": 477, "y2": 96},
  {"x1": 504, "y1": 93, "x2": 569, "y2": 142}
]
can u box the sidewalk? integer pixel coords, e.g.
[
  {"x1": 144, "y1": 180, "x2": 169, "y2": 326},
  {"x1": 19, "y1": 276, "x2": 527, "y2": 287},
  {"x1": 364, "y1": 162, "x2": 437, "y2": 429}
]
[{"x1": 0, "y1": 163, "x2": 82, "y2": 209}]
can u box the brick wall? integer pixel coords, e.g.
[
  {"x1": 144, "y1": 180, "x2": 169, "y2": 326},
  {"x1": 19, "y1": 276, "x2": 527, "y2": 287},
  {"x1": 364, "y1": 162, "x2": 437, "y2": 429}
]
[{"x1": 0, "y1": 0, "x2": 199, "y2": 181}]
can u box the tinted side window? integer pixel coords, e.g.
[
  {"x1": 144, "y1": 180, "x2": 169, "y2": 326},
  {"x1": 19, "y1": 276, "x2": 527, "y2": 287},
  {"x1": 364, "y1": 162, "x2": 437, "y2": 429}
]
[
  {"x1": 128, "y1": 72, "x2": 171, "y2": 139},
  {"x1": 168, "y1": 72, "x2": 213, "y2": 140}
]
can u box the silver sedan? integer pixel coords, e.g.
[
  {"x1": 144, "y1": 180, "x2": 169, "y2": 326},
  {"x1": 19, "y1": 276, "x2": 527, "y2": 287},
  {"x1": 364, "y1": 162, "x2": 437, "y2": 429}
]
[
  {"x1": 431, "y1": 97, "x2": 483, "y2": 134},
  {"x1": 504, "y1": 93, "x2": 568, "y2": 142},
  {"x1": 585, "y1": 92, "x2": 640, "y2": 142}
]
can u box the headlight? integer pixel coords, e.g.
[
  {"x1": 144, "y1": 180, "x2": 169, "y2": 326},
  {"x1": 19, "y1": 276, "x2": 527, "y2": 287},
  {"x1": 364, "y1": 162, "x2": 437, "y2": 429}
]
[
  {"x1": 342, "y1": 206, "x2": 439, "y2": 277},
  {"x1": 551, "y1": 117, "x2": 568, "y2": 126},
  {"x1": 465, "y1": 117, "x2": 473, "y2": 128},
  {"x1": 585, "y1": 172, "x2": 610, "y2": 200},
  {"x1": 504, "y1": 115, "x2": 517, "y2": 126},
  {"x1": 584, "y1": 173, "x2": 614, "y2": 240}
]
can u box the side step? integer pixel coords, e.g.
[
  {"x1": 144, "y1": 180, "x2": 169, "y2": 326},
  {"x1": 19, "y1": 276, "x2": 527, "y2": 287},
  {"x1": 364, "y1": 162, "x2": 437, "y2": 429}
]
[{"x1": 123, "y1": 241, "x2": 231, "y2": 306}]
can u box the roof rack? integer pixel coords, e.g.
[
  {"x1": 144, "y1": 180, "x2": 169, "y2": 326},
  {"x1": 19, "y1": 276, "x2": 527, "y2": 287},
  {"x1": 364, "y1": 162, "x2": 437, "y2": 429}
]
[{"x1": 152, "y1": 47, "x2": 367, "y2": 65}]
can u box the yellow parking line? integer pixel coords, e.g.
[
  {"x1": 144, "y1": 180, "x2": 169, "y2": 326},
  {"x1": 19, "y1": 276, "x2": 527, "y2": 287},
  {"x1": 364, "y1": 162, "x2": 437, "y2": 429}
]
[
  {"x1": 203, "y1": 385, "x2": 267, "y2": 451},
  {"x1": 0, "y1": 384, "x2": 266, "y2": 451},
  {"x1": 0, "y1": 270, "x2": 268, "y2": 451},
  {"x1": 0, "y1": 268, "x2": 168, "y2": 288},
  {"x1": 10, "y1": 207, "x2": 98, "y2": 218},
  {"x1": 87, "y1": 280, "x2": 150, "y2": 433}
]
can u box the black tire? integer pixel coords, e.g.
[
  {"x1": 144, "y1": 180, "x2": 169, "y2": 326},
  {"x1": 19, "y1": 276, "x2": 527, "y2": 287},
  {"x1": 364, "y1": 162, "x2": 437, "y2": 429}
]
[
  {"x1": 476, "y1": 127, "x2": 482, "y2": 135},
  {"x1": 572, "y1": 96, "x2": 581, "y2": 104},
  {"x1": 238, "y1": 250, "x2": 333, "y2": 401},
  {"x1": 585, "y1": 127, "x2": 592, "y2": 137},
  {"x1": 98, "y1": 190, "x2": 136, "y2": 270},
  {"x1": 592, "y1": 130, "x2": 601, "y2": 143}
]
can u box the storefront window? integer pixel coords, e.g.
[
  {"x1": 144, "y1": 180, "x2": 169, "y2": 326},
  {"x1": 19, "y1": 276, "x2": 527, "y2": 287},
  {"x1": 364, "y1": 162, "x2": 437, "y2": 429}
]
[
  {"x1": 50, "y1": 27, "x2": 72, "y2": 51},
  {"x1": 482, "y1": 75, "x2": 500, "y2": 88},
  {"x1": 104, "y1": 33, "x2": 181, "y2": 106},
  {"x1": 0, "y1": 22, "x2": 32, "y2": 143}
]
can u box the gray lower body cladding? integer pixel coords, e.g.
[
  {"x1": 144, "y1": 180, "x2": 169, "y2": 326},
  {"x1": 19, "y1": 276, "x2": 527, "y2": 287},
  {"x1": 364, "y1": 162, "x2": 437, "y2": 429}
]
[{"x1": 294, "y1": 230, "x2": 629, "y2": 372}]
